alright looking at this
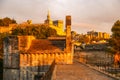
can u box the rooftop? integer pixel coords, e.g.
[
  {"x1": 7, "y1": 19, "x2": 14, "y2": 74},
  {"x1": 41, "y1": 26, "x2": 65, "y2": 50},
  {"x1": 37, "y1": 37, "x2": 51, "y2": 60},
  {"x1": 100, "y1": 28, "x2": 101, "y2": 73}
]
[{"x1": 28, "y1": 39, "x2": 62, "y2": 52}]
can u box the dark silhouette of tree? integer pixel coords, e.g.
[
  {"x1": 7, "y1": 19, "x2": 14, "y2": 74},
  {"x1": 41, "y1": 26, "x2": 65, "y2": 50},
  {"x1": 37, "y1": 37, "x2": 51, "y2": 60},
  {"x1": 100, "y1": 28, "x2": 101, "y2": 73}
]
[
  {"x1": 0, "y1": 33, "x2": 9, "y2": 58},
  {"x1": 0, "y1": 17, "x2": 17, "y2": 26},
  {"x1": 0, "y1": 19, "x2": 4, "y2": 26},
  {"x1": 109, "y1": 20, "x2": 120, "y2": 53}
]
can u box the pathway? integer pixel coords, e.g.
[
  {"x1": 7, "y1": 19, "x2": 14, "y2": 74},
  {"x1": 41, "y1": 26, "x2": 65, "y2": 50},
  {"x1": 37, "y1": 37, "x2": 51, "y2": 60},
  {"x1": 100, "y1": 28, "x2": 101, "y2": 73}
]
[{"x1": 56, "y1": 61, "x2": 116, "y2": 80}]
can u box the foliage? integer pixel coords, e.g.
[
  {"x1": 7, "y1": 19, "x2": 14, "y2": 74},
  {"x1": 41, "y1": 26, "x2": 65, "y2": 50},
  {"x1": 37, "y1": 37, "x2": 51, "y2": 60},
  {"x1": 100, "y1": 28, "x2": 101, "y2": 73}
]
[
  {"x1": 79, "y1": 35, "x2": 90, "y2": 43},
  {"x1": 71, "y1": 31, "x2": 77, "y2": 39},
  {"x1": 0, "y1": 33, "x2": 10, "y2": 59},
  {"x1": 110, "y1": 20, "x2": 120, "y2": 53},
  {"x1": 0, "y1": 17, "x2": 17, "y2": 26},
  {"x1": 11, "y1": 24, "x2": 57, "y2": 39}
]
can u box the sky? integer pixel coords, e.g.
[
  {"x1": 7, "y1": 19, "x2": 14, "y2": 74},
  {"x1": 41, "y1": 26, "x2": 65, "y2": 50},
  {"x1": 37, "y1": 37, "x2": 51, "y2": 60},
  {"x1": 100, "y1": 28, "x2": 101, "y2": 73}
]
[{"x1": 0, "y1": 0, "x2": 120, "y2": 34}]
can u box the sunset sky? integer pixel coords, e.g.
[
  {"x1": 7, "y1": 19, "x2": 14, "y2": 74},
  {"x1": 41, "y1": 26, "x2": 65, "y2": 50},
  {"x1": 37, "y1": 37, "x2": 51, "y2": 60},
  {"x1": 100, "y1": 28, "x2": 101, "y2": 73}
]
[{"x1": 0, "y1": 0, "x2": 120, "y2": 34}]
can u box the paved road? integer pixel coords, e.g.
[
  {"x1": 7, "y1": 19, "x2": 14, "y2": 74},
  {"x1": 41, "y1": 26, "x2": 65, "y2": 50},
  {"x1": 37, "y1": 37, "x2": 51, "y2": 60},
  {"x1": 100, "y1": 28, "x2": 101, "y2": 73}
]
[{"x1": 56, "y1": 61, "x2": 115, "y2": 80}]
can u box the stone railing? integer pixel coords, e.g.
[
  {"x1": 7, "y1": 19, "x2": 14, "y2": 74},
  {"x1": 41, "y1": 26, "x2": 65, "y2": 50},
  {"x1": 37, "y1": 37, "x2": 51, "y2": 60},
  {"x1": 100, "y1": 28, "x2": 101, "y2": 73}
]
[
  {"x1": 76, "y1": 52, "x2": 120, "y2": 79},
  {"x1": 40, "y1": 60, "x2": 56, "y2": 80}
]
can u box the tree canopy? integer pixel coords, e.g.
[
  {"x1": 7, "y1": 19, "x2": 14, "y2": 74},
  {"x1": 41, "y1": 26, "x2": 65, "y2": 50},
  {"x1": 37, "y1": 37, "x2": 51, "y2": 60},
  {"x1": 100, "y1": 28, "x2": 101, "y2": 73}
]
[
  {"x1": 110, "y1": 20, "x2": 120, "y2": 53},
  {"x1": 11, "y1": 24, "x2": 58, "y2": 39},
  {"x1": 0, "y1": 33, "x2": 10, "y2": 59},
  {"x1": 0, "y1": 17, "x2": 17, "y2": 26}
]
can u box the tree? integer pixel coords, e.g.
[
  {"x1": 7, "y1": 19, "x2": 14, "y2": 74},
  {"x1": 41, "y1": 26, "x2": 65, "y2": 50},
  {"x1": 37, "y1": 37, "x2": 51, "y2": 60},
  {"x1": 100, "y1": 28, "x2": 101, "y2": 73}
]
[
  {"x1": 71, "y1": 31, "x2": 77, "y2": 40},
  {"x1": 0, "y1": 19, "x2": 4, "y2": 26},
  {"x1": 110, "y1": 20, "x2": 120, "y2": 53},
  {"x1": 11, "y1": 24, "x2": 57, "y2": 39},
  {"x1": 0, "y1": 17, "x2": 17, "y2": 26},
  {"x1": 0, "y1": 33, "x2": 10, "y2": 58}
]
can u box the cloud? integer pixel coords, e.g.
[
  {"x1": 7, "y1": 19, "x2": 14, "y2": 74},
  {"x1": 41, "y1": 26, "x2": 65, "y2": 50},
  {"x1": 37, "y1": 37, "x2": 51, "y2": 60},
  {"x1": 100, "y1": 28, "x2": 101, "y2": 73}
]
[
  {"x1": 73, "y1": 22, "x2": 95, "y2": 29},
  {"x1": 72, "y1": 21, "x2": 112, "y2": 34},
  {"x1": 71, "y1": 0, "x2": 120, "y2": 23},
  {"x1": 0, "y1": 0, "x2": 120, "y2": 34},
  {"x1": 72, "y1": 22, "x2": 98, "y2": 33}
]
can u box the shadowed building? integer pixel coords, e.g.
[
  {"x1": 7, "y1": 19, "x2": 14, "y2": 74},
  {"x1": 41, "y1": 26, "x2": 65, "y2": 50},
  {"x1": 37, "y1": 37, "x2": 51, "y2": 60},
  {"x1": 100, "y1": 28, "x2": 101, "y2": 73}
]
[{"x1": 3, "y1": 16, "x2": 73, "y2": 80}]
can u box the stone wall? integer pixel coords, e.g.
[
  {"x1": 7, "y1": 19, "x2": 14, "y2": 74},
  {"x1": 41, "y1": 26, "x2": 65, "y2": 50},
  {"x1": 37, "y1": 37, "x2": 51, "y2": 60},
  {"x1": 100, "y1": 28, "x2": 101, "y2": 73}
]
[
  {"x1": 20, "y1": 52, "x2": 72, "y2": 67},
  {"x1": 19, "y1": 51, "x2": 73, "y2": 80},
  {"x1": 3, "y1": 36, "x2": 20, "y2": 80},
  {"x1": 18, "y1": 36, "x2": 35, "y2": 51},
  {"x1": 3, "y1": 69, "x2": 20, "y2": 80},
  {"x1": 3, "y1": 36, "x2": 19, "y2": 68}
]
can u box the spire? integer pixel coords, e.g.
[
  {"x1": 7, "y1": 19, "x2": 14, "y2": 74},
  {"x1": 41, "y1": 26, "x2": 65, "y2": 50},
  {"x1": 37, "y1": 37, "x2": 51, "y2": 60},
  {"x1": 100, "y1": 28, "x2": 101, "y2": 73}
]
[
  {"x1": 45, "y1": 10, "x2": 53, "y2": 25},
  {"x1": 47, "y1": 10, "x2": 50, "y2": 20}
]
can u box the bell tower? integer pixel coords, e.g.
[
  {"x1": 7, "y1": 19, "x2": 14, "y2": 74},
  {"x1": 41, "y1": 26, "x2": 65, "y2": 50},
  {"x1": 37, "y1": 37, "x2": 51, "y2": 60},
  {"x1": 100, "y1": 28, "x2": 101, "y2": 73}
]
[
  {"x1": 45, "y1": 10, "x2": 53, "y2": 25},
  {"x1": 47, "y1": 10, "x2": 50, "y2": 20}
]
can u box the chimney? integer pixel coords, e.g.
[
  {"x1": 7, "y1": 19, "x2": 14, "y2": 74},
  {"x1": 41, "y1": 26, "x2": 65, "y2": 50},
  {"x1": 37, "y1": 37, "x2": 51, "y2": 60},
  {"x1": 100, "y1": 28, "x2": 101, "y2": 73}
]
[{"x1": 66, "y1": 15, "x2": 71, "y2": 53}]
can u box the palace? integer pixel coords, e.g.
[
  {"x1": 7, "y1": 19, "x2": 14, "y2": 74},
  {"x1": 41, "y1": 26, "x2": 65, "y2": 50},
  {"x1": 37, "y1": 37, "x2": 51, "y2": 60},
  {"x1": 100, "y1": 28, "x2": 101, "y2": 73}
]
[
  {"x1": 0, "y1": 11, "x2": 66, "y2": 36},
  {"x1": 44, "y1": 11, "x2": 65, "y2": 36}
]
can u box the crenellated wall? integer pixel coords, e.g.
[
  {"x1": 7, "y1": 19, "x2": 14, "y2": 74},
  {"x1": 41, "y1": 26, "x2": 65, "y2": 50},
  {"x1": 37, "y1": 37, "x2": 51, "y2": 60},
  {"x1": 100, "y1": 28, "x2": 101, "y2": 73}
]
[
  {"x1": 19, "y1": 51, "x2": 73, "y2": 80},
  {"x1": 20, "y1": 51, "x2": 72, "y2": 67}
]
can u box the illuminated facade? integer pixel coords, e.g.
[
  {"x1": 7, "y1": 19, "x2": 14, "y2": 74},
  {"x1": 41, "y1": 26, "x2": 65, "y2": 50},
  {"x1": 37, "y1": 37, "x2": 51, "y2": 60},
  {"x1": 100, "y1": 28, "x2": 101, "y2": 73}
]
[
  {"x1": 0, "y1": 11, "x2": 66, "y2": 36},
  {"x1": 87, "y1": 30, "x2": 110, "y2": 39},
  {"x1": 44, "y1": 11, "x2": 65, "y2": 36}
]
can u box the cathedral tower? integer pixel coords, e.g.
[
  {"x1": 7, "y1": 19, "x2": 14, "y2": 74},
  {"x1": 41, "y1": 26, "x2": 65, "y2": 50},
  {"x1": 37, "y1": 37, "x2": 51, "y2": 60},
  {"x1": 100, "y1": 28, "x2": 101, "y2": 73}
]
[
  {"x1": 47, "y1": 10, "x2": 50, "y2": 20},
  {"x1": 45, "y1": 10, "x2": 53, "y2": 25}
]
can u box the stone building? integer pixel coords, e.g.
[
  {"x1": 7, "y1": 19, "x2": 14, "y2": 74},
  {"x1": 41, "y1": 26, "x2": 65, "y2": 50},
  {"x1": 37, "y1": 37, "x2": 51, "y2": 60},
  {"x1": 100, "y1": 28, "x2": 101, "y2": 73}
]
[
  {"x1": 0, "y1": 24, "x2": 16, "y2": 33},
  {"x1": 87, "y1": 30, "x2": 110, "y2": 39},
  {"x1": 44, "y1": 11, "x2": 65, "y2": 36},
  {"x1": 3, "y1": 16, "x2": 72, "y2": 80}
]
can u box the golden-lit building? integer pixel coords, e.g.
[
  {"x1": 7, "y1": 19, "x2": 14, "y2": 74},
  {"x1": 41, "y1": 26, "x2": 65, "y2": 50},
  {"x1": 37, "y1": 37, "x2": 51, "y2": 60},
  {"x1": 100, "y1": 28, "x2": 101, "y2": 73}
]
[
  {"x1": 87, "y1": 30, "x2": 110, "y2": 40},
  {"x1": 0, "y1": 11, "x2": 66, "y2": 36},
  {"x1": 44, "y1": 11, "x2": 65, "y2": 36},
  {"x1": 103, "y1": 32, "x2": 110, "y2": 39},
  {"x1": 0, "y1": 24, "x2": 16, "y2": 33}
]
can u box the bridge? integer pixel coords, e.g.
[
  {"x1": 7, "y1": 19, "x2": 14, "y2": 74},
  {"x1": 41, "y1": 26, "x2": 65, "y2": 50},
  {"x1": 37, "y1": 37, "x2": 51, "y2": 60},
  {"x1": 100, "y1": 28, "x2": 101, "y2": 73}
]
[
  {"x1": 36, "y1": 50, "x2": 120, "y2": 80},
  {"x1": 56, "y1": 60, "x2": 116, "y2": 80},
  {"x1": 55, "y1": 51, "x2": 120, "y2": 80}
]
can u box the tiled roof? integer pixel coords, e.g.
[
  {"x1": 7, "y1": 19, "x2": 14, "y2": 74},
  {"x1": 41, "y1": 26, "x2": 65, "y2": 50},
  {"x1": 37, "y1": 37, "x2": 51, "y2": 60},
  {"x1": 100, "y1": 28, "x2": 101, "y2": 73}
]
[{"x1": 28, "y1": 39, "x2": 61, "y2": 52}]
